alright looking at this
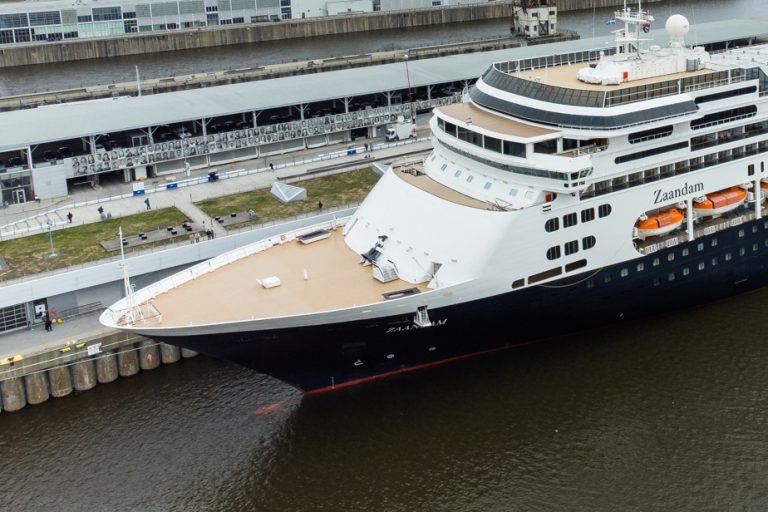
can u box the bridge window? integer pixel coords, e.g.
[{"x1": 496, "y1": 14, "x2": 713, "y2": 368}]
[
  {"x1": 484, "y1": 136, "x2": 501, "y2": 153},
  {"x1": 503, "y1": 140, "x2": 525, "y2": 158}
]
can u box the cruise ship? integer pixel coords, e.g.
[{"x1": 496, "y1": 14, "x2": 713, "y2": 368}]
[{"x1": 102, "y1": 5, "x2": 768, "y2": 392}]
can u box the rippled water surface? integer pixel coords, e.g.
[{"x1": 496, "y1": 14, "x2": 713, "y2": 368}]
[
  {"x1": 0, "y1": 0, "x2": 765, "y2": 96},
  {"x1": 2, "y1": 286, "x2": 768, "y2": 511}
]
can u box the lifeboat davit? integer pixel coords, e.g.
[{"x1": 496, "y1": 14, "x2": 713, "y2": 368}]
[
  {"x1": 635, "y1": 208, "x2": 685, "y2": 238},
  {"x1": 693, "y1": 187, "x2": 747, "y2": 217}
]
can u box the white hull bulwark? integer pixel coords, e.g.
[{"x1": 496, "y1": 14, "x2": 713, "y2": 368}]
[{"x1": 102, "y1": 7, "x2": 768, "y2": 390}]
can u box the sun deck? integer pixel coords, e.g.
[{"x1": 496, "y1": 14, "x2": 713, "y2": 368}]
[
  {"x1": 136, "y1": 229, "x2": 427, "y2": 327},
  {"x1": 393, "y1": 162, "x2": 490, "y2": 210},
  {"x1": 514, "y1": 61, "x2": 712, "y2": 91},
  {"x1": 435, "y1": 102, "x2": 558, "y2": 139}
]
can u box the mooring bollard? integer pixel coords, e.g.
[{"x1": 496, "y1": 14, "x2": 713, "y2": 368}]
[
  {"x1": 118, "y1": 346, "x2": 140, "y2": 377},
  {"x1": 139, "y1": 340, "x2": 161, "y2": 371},
  {"x1": 48, "y1": 366, "x2": 73, "y2": 398},
  {"x1": 73, "y1": 359, "x2": 97, "y2": 392},
  {"x1": 25, "y1": 372, "x2": 50, "y2": 405},
  {"x1": 1, "y1": 377, "x2": 26, "y2": 412},
  {"x1": 180, "y1": 348, "x2": 199, "y2": 358},
  {"x1": 96, "y1": 351, "x2": 119, "y2": 384},
  {"x1": 160, "y1": 343, "x2": 181, "y2": 365}
]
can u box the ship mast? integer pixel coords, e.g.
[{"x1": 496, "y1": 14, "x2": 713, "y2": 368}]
[
  {"x1": 118, "y1": 226, "x2": 143, "y2": 325},
  {"x1": 614, "y1": 0, "x2": 654, "y2": 59}
]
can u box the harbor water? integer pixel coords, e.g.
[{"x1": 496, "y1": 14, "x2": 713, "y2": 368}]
[
  {"x1": 2, "y1": 0, "x2": 768, "y2": 509},
  {"x1": 0, "y1": 0, "x2": 765, "y2": 96},
  {"x1": 1, "y1": 287, "x2": 767, "y2": 510}
]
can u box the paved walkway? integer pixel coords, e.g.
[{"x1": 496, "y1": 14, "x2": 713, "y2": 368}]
[{"x1": 0, "y1": 121, "x2": 432, "y2": 238}]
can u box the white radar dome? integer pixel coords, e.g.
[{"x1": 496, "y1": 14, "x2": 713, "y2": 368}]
[{"x1": 665, "y1": 14, "x2": 690, "y2": 39}]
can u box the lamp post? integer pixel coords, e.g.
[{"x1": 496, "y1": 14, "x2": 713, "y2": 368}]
[
  {"x1": 403, "y1": 53, "x2": 414, "y2": 122},
  {"x1": 46, "y1": 223, "x2": 59, "y2": 259},
  {"x1": 135, "y1": 65, "x2": 142, "y2": 97}
]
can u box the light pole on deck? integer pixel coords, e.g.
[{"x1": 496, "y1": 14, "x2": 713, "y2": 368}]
[
  {"x1": 403, "y1": 53, "x2": 414, "y2": 122},
  {"x1": 135, "y1": 65, "x2": 142, "y2": 97},
  {"x1": 46, "y1": 223, "x2": 59, "y2": 259}
]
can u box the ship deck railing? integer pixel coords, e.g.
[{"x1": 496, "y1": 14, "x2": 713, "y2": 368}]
[{"x1": 635, "y1": 208, "x2": 758, "y2": 255}]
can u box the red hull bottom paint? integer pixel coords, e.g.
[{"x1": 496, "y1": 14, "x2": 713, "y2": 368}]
[{"x1": 304, "y1": 345, "x2": 506, "y2": 396}]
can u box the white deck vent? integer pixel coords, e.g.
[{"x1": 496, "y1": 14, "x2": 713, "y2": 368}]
[
  {"x1": 258, "y1": 276, "x2": 281, "y2": 289},
  {"x1": 270, "y1": 181, "x2": 307, "y2": 204},
  {"x1": 373, "y1": 264, "x2": 398, "y2": 283}
]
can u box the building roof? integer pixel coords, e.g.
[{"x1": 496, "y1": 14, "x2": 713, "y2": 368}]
[{"x1": 0, "y1": 18, "x2": 765, "y2": 152}]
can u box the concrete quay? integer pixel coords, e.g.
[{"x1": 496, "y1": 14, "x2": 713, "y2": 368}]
[{"x1": 0, "y1": 136, "x2": 433, "y2": 414}]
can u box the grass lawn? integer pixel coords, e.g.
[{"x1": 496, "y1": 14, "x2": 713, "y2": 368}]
[
  {"x1": 196, "y1": 168, "x2": 380, "y2": 225},
  {"x1": 0, "y1": 207, "x2": 188, "y2": 281}
]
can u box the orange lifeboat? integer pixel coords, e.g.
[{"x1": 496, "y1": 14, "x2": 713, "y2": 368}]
[
  {"x1": 693, "y1": 187, "x2": 747, "y2": 217},
  {"x1": 761, "y1": 180, "x2": 768, "y2": 200},
  {"x1": 635, "y1": 208, "x2": 685, "y2": 238}
]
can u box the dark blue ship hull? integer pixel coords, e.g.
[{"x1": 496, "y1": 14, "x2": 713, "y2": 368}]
[{"x1": 153, "y1": 215, "x2": 768, "y2": 392}]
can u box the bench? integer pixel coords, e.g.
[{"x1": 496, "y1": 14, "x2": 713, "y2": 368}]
[{"x1": 56, "y1": 302, "x2": 104, "y2": 320}]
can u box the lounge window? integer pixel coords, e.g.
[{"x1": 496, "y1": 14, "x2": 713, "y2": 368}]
[
  {"x1": 691, "y1": 105, "x2": 757, "y2": 130},
  {"x1": 564, "y1": 240, "x2": 579, "y2": 255},
  {"x1": 484, "y1": 136, "x2": 502, "y2": 153},
  {"x1": 581, "y1": 208, "x2": 595, "y2": 223},
  {"x1": 528, "y1": 266, "x2": 562, "y2": 284},
  {"x1": 598, "y1": 204, "x2": 612, "y2": 218},
  {"x1": 628, "y1": 125, "x2": 673, "y2": 144},
  {"x1": 545, "y1": 218, "x2": 559, "y2": 232},
  {"x1": 546, "y1": 246, "x2": 561, "y2": 260},
  {"x1": 565, "y1": 259, "x2": 587, "y2": 272},
  {"x1": 615, "y1": 141, "x2": 689, "y2": 164},
  {"x1": 503, "y1": 140, "x2": 525, "y2": 158},
  {"x1": 563, "y1": 213, "x2": 577, "y2": 228},
  {"x1": 694, "y1": 86, "x2": 757, "y2": 104}
]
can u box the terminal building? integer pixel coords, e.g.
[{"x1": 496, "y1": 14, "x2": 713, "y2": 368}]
[{"x1": 0, "y1": 0, "x2": 494, "y2": 45}]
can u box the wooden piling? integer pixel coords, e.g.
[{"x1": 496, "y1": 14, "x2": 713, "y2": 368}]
[
  {"x1": 73, "y1": 359, "x2": 97, "y2": 392},
  {"x1": 1, "y1": 377, "x2": 26, "y2": 412},
  {"x1": 160, "y1": 343, "x2": 181, "y2": 365},
  {"x1": 139, "y1": 341, "x2": 161, "y2": 371},
  {"x1": 96, "y1": 351, "x2": 119, "y2": 384},
  {"x1": 25, "y1": 372, "x2": 50, "y2": 405},
  {"x1": 48, "y1": 366, "x2": 73, "y2": 398},
  {"x1": 117, "y1": 346, "x2": 140, "y2": 377}
]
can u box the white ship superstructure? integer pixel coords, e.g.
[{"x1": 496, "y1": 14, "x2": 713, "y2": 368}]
[{"x1": 102, "y1": 5, "x2": 768, "y2": 391}]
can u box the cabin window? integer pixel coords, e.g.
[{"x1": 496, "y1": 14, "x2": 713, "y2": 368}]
[
  {"x1": 563, "y1": 213, "x2": 577, "y2": 228},
  {"x1": 483, "y1": 182, "x2": 493, "y2": 190},
  {"x1": 753, "y1": 226, "x2": 758, "y2": 233},
  {"x1": 564, "y1": 241, "x2": 578, "y2": 255},
  {"x1": 637, "y1": 263, "x2": 644, "y2": 272},
  {"x1": 586, "y1": 280, "x2": 595, "y2": 289},
  {"x1": 546, "y1": 246, "x2": 561, "y2": 260},
  {"x1": 620, "y1": 268, "x2": 629, "y2": 277},
  {"x1": 512, "y1": 279, "x2": 524, "y2": 289},
  {"x1": 545, "y1": 218, "x2": 559, "y2": 232},
  {"x1": 725, "y1": 252, "x2": 732, "y2": 261},
  {"x1": 598, "y1": 204, "x2": 612, "y2": 218},
  {"x1": 581, "y1": 208, "x2": 595, "y2": 223},
  {"x1": 748, "y1": 163, "x2": 756, "y2": 176},
  {"x1": 466, "y1": 175, "x2": 474, "y2": 183},
  {"x1": 698, "y1": 262, "x2": 705, "y2": 270},
  {"x1": 683, "y1": 267, "x2": 690, "y2": 276},
  {"x1": 582, "y1": 236, "x2": 596, "y2": 250},
  {"x1": 653, "y1": 277, "x2": 660, "y2": 287}
]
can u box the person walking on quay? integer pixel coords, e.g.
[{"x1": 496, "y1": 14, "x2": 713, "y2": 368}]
[
  {"x1": 144, "y1": 197, "x2": 151, "y2": 210},
  {"x1": 317, "y1": 200, "x2": 323, "y2": 211},
  {"x1": 67, "y1": 212, "x2": 73, "y2": 223},
  {"x1": 44, "y1": 314, "x2": 53, "y2": 332}
]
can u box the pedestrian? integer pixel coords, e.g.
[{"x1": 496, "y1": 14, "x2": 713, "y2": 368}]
[
  {"x1": 364, "y1": 143, "x2": 368, "y2": 152},
  {"x1": 189, "y1": 234, "x2": 194, "y2": 244},
  {"x1": 44, "y1": 314, "x2": 52, "y2": 332},
  {"x1": 194, "y1": 232, "x2": 200, "y2": 243},
  {"x1": 317, "y1": 200, "x2": 323, "y2": 211},
  {"x1": 269, "y1": 162, "x2": 274, "y2": 171},
  {"x1": 97, "y1": 205, "x2": 104, "y2": 215},
  {"x1": 206, "y1": 229, "x2": 212, "y2": 240},
  {"x1": 67, "y1": 212, "x2": 73, "y2": 223},
  {"x1": 144, "y1": 197, "x2": 151, "y2": 210}
]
